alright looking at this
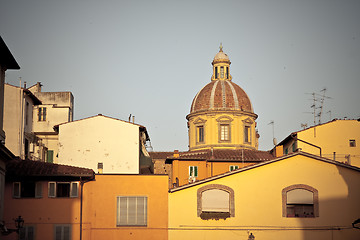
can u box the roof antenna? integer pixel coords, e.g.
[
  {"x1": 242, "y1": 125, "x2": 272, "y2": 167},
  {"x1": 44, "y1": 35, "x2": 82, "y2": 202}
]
[{"x1": 268, "y1": 120, "x2": 276, "y2": 145}]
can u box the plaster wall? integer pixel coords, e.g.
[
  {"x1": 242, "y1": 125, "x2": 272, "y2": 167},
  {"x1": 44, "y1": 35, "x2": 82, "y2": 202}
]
[
  {"x1": 82, "y1": 174, "x2": 168, "y2": 240},
  {"x1": 58, "y1": 116, "x2": 140, "y2": 174},
  {"x1": 168, "y1": 154, "x2": 360, "y2": 240}
]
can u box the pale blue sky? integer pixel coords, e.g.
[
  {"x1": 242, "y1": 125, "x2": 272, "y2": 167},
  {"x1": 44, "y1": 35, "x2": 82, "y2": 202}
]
[{"x1": 1, "y1": 0, "x2": 360, "y2": 151}]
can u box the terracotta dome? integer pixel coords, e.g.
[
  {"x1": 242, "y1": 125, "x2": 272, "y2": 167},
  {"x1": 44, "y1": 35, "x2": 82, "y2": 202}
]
[{"x1": 190, "y1": 80, "x2": 253, "y2": 114}]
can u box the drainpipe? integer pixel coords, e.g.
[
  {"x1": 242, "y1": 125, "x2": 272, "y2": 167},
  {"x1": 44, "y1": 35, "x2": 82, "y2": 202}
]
[{"x1": 291, "y1": 133, "x2": 322, "y2": 157}]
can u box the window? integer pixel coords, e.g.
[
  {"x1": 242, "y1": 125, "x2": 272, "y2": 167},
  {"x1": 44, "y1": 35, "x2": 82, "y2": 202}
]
[
  {"x1": 284, "y1": 148, "x2": 289, "y2": 155},
  {"x1": 350, "y1": 139, "x2": 356, "y2": 147},
  {"x1": 117, "y1": 196, "x2": 147, "y2": 226},
  {"x1": 13, "y1": 182, "x2": 42, "y2": 198},
  {"x1": 38, "y1": 107, "x2": 46, "y2": 121},
  {"x1": 244, "y1": 126, "x2": 250, "y2": 143},
  {"x1": 226, "y1": 67, "x2": 229, "y2": 79},
  {"x1": 220, "y1": 66, "x2": 224, "y2": 78},
  {"x1": 197, "y1": 184, "x2": 234, "y2": 220},
  {"x1": 48, "y1": 182, "x2": 78, "y2": 198},
  {"x1": 197, "y1": 126, "x2": 204, "y2": 143},
  {"x1": 54, "y1": 225, "x2": 71, "y2": 240},
  {"x1": 220, "y1": 124, "x2": 230, "y2": 141},
  {"x1": 229, "y1": 165, "x2": 239, "y2": 171},
  {"x1": 292, "y1": 142, "x2": 296, "y2": 152},
  {"x1": 189, "y1": 166, "x2": 198, "y2": 177},
  {"x1": 47, "y1": 150, "x2": 54, "y2": 163},
  {"x1": 215, "y1": 67, "x2": 218, "y2": 79},
  {"x1": 282, "y1": 184, "x2": 319, "y2": 218},
  {"x1": 19, "y1": 226, "x2": 35, "y2": 240}
]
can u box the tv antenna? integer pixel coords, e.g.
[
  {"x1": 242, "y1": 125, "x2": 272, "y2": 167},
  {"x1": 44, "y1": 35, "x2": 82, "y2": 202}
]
[
  {"x1": 268, "y1": 120, "x2": 277, "y2": 145},
  {"x1": 305, "y1": 88, "x2": 332, "y2": 125}
]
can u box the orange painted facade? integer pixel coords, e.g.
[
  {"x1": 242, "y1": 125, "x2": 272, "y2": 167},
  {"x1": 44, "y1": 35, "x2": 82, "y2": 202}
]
[
  {"x1": 3, "y1": 181, "x2": 83, "y2": 240},
  {"x1": 82, "y1": 174, "x2": 168, "y2": 240},
  {"x1": 170, "y1": 159, "x2": 255, "y2": 187},
  {"x1": 3, "y1": 174, "x2": 168, "y2": 240}
]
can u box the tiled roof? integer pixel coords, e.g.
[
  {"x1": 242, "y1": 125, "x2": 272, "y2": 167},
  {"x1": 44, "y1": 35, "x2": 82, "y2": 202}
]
[
  {"x1": 149, "y1": 151, "x2": 174, "y2": 159},
  {"x1": 6, "y1": 159, "x2": 94, "y2": 179},
  {"x1": 168, "y1": 149, "x2": 275, "y2": 162}
]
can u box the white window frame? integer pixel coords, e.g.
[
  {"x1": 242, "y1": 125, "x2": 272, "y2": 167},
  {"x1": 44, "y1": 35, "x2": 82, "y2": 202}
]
[
  {"x1": 19, "y1": 225, "x2": 35, "y2": 240},
  {"x1": 189, "y1": 166, "x2": 198, "y2": 177},
  {"x1": 229, "y1": 165, "x2": 239, "y2": 171},
  {"x1": 48, "y1": 182, "x2": 79, "y2": 198},
  {"x1": 54, "y1": 224, "x2": 71, "y2": 240},
  {"x1": 116, "y1": 196, "x2": 148, "y2": 226}
]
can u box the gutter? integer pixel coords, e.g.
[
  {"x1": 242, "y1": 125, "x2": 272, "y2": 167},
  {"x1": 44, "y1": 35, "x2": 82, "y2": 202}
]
[
  {"x1": 291, "y1": 133, "x2": 322, "y2": 157},
  {"x1": 80, "y1": 175, "x2": 95, "y2": 240}
]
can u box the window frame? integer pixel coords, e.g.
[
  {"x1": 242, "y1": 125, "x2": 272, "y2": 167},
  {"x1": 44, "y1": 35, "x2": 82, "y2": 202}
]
[
  {"x1": 13, "y1": 182, "x2": 42, "y2": 198},
  {"x1": 19, "y1": 225, "x2": 35, "y2": 240},
  {"x1": 197, "y1": 126, "x2": 204, "y2": 143},
  {"x1": 197, "y1": 184, "x2": 235, "y2": 220},
  {"x1": 54, "y1": 224, "x2": 71, "y2": 240},
  {"x1": 217, "y1": 116, "x2": 233, "y2": 143},
  {"x1": 189, "y1": 166, "x2": 198, "y2": 177},
  {"x1": 48, "y1": 182, "x2": 79, "y2": 198},
  {"x1": 282, "y1": 184, "x2": 319, "y2": 218},
  {"x1": 229, "y1": 165, "x2": 239, "y2": 171},
  {"x1": 38, "y1": 107, "x2": 47, "y2": 121},
  {"x1": 116, "y1": 196, "x2": 148, "y2": 226},
  {"x1": 349, "y1": 139, "x2": 356, "y2": 147}
]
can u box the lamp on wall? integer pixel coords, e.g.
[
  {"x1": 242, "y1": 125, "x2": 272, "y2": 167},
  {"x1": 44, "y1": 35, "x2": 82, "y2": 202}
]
[
  {"x1": 0, "y1": 216, "x2": 24, "y2": 235},
  {"x1": 248, "y1": 232, "x2": 255, "y2": 240}
]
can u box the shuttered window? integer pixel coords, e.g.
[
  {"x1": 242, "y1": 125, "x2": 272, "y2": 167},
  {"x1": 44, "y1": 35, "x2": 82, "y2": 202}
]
[
  {"x1": 202, "y1": 189, "x2": 229, "y2": 212},
  {"x1": 229, "y1": 165, "x2": 239, "y2": 171},
  {"x1": 54, "y1": 225, "x2": 71, "y2": 240},
  {"x1": 117, "y1": 196, "x2": 147, "y2": 226},
  {"x1": 189, "y1": 166, "x2": 198, "y2": 177},
  {"x1": 220, "y1": 124, "x2": 230, "y2": 141},
  {"x1": 19, "y1": 226, "x2": 35, "y2": 240},
  {"x1": 286, "y1": 188, "x2": 314, "y2": 218},
  {"x1": 48, "y1": 182, "x2": 78, "y2": 198}
]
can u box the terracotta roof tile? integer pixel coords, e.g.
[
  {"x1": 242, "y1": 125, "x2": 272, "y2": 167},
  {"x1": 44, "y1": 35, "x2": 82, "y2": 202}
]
[
  {"x1": 6, "y1": 159, "x2": 94, "y2": 179},
  {"x1": 149, "y1": 151, "x2": 175, "y2": 159}
]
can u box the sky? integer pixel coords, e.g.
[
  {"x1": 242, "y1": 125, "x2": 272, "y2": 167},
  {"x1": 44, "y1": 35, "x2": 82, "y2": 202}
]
[{"x1": 1, "y1": 0, "x2": 360, "y2": 152}]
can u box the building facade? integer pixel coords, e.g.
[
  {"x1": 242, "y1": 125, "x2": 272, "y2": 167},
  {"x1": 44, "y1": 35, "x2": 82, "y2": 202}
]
[
  {"x1": 56, "y1": 114, "x2": 152, "y2": 174},
  {"x1": 168, "y1": 152, "x2": 360, "y2": 240},
  {"x1": 276, "y1": 119, "x2": 360, "y2": 167}
]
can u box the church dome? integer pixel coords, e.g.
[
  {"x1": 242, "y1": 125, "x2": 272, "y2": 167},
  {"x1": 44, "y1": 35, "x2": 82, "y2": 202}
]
[{"x1": 190, "y1": 80, "x2": 253, "y2": 114}]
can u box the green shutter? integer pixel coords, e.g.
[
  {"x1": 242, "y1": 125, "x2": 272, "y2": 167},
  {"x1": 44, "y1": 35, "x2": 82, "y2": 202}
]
[
  {"x1": 194, "y1": 166, "x2": 198, "y2": 177},
  {"x1": 47, "y1": 150, "x2": 53, "y2": 163}
]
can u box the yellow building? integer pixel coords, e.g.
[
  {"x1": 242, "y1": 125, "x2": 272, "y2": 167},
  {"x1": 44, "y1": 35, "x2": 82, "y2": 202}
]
[
  {"x1": 187, "y1": 44, "x2": 259, "y2": 151},
  {"x1": 168, "y1": 151, "x2": 360, "y2": 240},
  {"x1": 276, "y1": 119, "x2": 360, "y2": 167}
]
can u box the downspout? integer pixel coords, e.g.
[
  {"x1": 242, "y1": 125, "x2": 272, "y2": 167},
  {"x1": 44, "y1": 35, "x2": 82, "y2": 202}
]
[
  {"x1": 80, "y1": 176, "x2": 94, "y2": 240},
  {"x1": 291, "y1": 133, "x2": 322, "y2": 157}
]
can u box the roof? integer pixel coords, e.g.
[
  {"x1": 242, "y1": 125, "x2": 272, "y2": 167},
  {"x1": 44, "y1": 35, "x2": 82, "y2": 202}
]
[
  {"x1": 189, "y1": 80, "x2": 254, "y2": 114},
  {"x1": 169, "y1": 151, "x2": 360, "y2": 192},
  {"x1": 6, "y1": 159, "x2": 95, "y2": 180},
  {"x1": 0, "y1": 36, "x2": 20, "y2": 69},
  {"x1": 0, "y1": 144, "x2": 15, "y2": 163},
  {"x1": 165, "y1": 149, "x2": 275, "y2": 163},
  {"x1": 54, "y1": 114, "x2": 150, "y2": 140},
  {"x1": 5, "y1": 83, "x2": 42, "y2": 105},
  {"x1": 149, "y1": 151, "x2": 174, "y2": 160}
]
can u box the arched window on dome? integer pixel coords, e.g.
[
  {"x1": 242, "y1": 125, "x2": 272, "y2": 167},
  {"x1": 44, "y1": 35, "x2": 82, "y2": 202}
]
[
  {"x1": 243, "y1": 118, "x2": 253, "y2": 144},
  {"x1": 194, "y1": 118, "x2": 207, "y2": 144},
  {"x1": 226, "y1": 67, "x2": 229, "y2": 79},
  {"x1": 214, "y1": 67, "x2": 218, "y2": 79}
]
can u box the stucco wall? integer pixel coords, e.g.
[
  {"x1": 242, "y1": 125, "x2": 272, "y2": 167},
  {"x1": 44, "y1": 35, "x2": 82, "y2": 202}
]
[
  {"x1": 168, "y1": 154, "x2": 360, "y2": 240},
  {"x1": 83, "y1": 174, "x2": 168, "y2": 240},
  {"x1": 58, "y1": 116, "x2": 140, "y2": 174}
]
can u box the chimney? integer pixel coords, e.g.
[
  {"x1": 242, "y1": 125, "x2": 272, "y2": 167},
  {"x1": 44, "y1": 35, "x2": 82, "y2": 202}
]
[
  {"x1": 36, "y1": 82, "x2": 42, "y2": 92},
  {"x1": 173, "y1": 150, "x2": 179, "y2": 158},
  {"x1": 275, "y1": 145, "x2": 283, "y2": 157},
  {"x1": 97, "y1": 162, "x2": 103, "y2": 174}
]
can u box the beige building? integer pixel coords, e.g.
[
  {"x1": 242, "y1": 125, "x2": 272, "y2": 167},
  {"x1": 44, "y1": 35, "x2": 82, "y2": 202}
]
[
  {"x1": 3, "y1": 83, "x2": 41, "y2": 160},
  {"x1": 29, "y1": 82, "x2": 74, "y2": 163},
  {"x1": 56, "y1": 114, "x2": 153, "y2": 174}
]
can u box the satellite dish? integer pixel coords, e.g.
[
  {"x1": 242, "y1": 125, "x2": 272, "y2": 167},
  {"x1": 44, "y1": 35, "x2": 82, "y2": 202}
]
[{"x1": 273, "y1": 138, "x2": 277, "y2": 146}]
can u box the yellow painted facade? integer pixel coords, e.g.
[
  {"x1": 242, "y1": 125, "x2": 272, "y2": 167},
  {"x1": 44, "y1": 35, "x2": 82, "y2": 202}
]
[
  {"x1": 168, "y1": 152, "x2": 360, "y2": 240},
  {"x1": 281, "y1": 119, "x2": 360, "y2": 167}
]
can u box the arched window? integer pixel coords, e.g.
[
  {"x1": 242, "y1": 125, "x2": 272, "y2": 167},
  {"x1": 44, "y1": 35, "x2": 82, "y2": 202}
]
[
  {"x1": 282, "y1": 184, "x2": 319, "y2": 218},
  {"x1": 197, "y1": 184, "x2": 234, "y2": 220}
]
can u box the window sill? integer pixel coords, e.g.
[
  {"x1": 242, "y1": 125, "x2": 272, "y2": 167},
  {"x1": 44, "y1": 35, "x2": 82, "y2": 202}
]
[{"x1": 200, "y1": 212, "x2": 230, "y2": 220}]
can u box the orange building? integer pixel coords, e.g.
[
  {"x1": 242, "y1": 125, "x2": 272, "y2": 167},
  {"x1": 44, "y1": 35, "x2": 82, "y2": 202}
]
[
  {"x1": 82, "y1": 174, "x2": 168, "y2": 240},
  {"x1": 166, "y1": 149, "x2": 274, "y2": 187},
  {"x1": 3, "y1": 160, "x2": 168, "y2": 240}
]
